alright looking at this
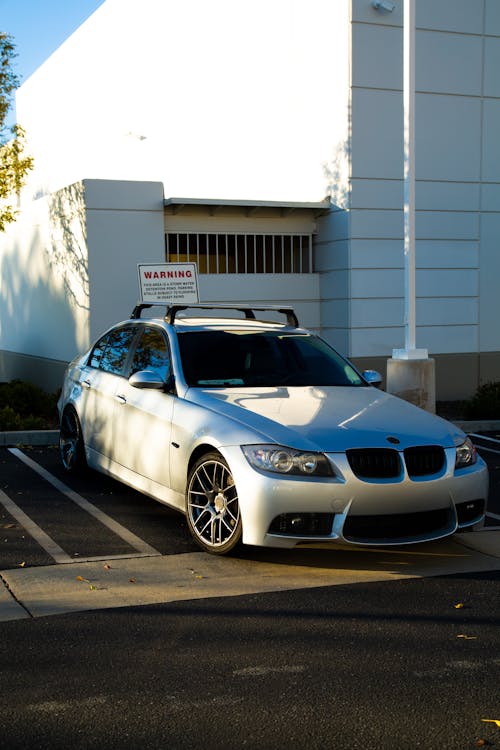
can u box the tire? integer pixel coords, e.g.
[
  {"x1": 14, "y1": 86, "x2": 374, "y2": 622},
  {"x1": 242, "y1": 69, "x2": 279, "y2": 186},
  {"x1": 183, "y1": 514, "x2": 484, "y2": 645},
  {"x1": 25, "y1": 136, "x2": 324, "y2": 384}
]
[
  {"x1": 186, "y1": 452, "x2": 242, "y2": 555},
  {"x1": 59, "y1": 407, "x2": 87, "y2": 472}
]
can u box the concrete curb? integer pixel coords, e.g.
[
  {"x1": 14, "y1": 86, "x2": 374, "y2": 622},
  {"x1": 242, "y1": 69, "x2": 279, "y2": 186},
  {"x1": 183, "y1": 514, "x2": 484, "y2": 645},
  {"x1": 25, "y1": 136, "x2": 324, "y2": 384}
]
[
  {"x1": 0, "y1": 430, "x2": 59, "y2": 447},
  {"x1": 1, "y1": 531, "x2": 499, "y2": 622}
]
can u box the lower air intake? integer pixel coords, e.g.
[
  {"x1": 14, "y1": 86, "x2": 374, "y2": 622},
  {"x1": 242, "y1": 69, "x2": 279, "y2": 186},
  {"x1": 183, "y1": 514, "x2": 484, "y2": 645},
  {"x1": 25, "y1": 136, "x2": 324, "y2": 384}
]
[{"x1": 343, "y1": 507, "x2": 453, "y2": 543}]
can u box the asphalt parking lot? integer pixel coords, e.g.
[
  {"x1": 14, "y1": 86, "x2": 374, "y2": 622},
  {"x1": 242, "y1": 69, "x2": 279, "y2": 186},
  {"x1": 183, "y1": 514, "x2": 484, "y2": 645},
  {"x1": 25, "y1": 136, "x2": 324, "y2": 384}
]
[
  {"x1": 1, "y1": 429, "x2": 499, "y2": 622},
  {"x1": 1, "y1": 433, "x2": 500, "y2": 749}
]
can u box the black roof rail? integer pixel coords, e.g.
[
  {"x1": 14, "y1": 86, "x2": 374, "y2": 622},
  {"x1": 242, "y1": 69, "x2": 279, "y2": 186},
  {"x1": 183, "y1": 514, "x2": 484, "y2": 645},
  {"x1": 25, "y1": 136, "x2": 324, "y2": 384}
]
[
  {"x1": 130, "y1": 303, "x2": 299, "y2": 327},
  {"x1": 130, "y1": 303, "x2": 154, "y2": 319},
  {"x1": 165, "y1": 304, "x2": 299, "y2": 328}
]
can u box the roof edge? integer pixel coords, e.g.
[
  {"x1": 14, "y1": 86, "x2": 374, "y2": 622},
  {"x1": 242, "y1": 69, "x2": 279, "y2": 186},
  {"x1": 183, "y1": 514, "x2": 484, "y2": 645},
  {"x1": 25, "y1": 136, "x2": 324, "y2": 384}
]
[{"x1": 164, "y1": 196, "x2": 332, "y2": 215}]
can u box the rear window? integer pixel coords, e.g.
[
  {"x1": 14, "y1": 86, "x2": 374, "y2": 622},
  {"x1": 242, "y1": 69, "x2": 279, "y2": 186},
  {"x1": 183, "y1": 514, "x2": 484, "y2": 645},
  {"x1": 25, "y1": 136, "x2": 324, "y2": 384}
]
[{"x1": 177, "y1": 330, "x2": 363, "y2": 388}]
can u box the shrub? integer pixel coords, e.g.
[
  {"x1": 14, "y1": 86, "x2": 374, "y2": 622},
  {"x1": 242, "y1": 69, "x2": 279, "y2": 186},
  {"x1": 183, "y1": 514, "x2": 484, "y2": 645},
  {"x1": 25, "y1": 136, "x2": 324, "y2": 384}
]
[
  {"x1": 0, "y1": 405, "x2": 22, "y2": 430},
  {"x1": 0, "y1": 380, "x2": 59, "y2": 430},
  {"x1": 464, "y1": 381, "x2": 500, "y2": 420}
]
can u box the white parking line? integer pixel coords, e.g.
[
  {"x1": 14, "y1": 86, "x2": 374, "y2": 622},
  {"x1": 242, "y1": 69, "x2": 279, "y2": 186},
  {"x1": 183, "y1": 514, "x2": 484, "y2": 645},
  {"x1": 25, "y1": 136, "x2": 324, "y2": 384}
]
[
  {"x1": 469, "y1": 435, "x2": 500, "y2": 523},
  {"x1": 8, "y1": 448, "x2": 161, "y2": 559},
  {"x1": 475, "y1": 445, "x2": 500, "y2": 455},
  {"x1": 470, "y1": 434, "x2": 500, "y2": 455},
  {"x1": 0, "y1": 489, "x2": 72, "y2": 564},
  {"x1": 469, "y1": 433, "x2": 500, "y2": 445}
]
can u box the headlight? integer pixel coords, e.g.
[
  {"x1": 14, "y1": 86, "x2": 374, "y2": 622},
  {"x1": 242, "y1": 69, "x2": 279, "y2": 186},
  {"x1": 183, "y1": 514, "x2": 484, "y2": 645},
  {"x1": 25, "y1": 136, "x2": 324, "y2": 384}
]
[
  {"x1": 455, "y1": 437, "x2": 477, "y2": 469},
  {"x1": 242, "y1": 445, "x2": 334, "y2": 477}
]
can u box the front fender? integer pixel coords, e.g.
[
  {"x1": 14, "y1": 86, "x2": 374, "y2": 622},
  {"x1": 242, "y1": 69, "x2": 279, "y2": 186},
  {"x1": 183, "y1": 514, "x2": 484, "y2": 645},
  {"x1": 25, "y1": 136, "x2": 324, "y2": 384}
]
[{"x1": 169, "y1": 397, "x2": 270, "y2": 495}]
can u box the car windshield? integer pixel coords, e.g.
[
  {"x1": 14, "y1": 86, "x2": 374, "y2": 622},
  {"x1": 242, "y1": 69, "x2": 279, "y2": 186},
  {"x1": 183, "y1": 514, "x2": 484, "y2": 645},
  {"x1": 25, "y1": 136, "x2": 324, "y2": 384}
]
[{"x1": 177, "y1": 330, "x2": 365, "y2": 387}]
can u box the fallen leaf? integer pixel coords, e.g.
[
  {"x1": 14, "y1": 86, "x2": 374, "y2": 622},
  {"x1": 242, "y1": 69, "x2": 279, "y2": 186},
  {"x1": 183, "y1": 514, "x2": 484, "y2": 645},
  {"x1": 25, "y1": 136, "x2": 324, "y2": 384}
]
[
  {"x1": 89, "y1": 585, "x2": 97, "y2": 591},
  {"x1": 18, "y1": 561, "x2": 26, "y2": 567},
  {"x1": 456, "y1": 634, "x2": 477, "y2": 640},
  {"x1": 76, "y1": 575, "x2": 90, "y2": 583},
  {"x1": 103, "y1": 564, "x2": 112, "y2": 570},
  {"x1": 454, "y1": 602, "x2": 464, "y2": 609},
  {"x1": 482, "y1": 719, "x2": 500, "y2": 728},
  {"x1": 129, "y1": 577, "x2": 136, "y2": 584}
]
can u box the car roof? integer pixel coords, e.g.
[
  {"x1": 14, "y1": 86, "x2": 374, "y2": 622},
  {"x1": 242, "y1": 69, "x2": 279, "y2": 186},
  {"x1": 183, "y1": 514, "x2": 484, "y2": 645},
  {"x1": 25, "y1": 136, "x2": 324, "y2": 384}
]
[
  {"x1": 127, "y1": 304, "x2": 304, "y2": 334},
  {"x1": 128, "y1": 316, "x2": 306, "y2": 335},
  {"x1": 167, "y1": 317, "x2": 303, "y2": 334}
]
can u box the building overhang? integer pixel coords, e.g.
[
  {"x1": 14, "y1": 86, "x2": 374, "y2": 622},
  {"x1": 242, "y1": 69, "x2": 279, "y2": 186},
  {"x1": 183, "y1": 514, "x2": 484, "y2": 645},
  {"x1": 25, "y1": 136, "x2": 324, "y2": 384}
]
[{"x1": 164, "y1": 197, "x2": 332, "y2": 218}]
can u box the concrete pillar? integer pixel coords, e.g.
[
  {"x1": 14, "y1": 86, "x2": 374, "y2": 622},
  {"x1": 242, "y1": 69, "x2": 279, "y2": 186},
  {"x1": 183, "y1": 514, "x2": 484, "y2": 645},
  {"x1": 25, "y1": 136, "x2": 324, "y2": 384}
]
[{"x1": 386, "y1": 357, "x2": 436, "y2": 413}]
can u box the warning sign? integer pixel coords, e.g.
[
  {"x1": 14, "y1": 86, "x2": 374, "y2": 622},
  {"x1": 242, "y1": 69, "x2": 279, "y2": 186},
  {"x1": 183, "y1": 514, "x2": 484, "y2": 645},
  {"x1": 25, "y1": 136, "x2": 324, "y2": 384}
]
[{"x1": 138, "y1": 263, "x2": 199, "y2": 304}]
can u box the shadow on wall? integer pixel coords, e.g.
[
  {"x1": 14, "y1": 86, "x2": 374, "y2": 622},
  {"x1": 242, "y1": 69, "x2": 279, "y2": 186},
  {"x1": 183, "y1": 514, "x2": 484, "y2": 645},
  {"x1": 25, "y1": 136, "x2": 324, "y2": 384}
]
[
  {"x1": 316, "y1": 138, "x2": 351, "y2": 354},
  {"x1": 0, "y1": 182, "x2": 90, "y2": 388},
  {"x1": 48, "y1": 181, "x2": 90, "y2": 316},
  {"x1": 323, "y1": 138, "x2": 350, "y2": 211}
]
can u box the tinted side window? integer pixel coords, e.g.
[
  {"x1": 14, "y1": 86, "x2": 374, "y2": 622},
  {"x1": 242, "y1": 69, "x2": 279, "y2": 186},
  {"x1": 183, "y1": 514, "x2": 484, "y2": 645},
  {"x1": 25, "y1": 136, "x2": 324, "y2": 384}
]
[
  {"x1": 88, "y1": 327, "x2": 136, "y2": 375},
  {"x1": 88, "y1": 335, "x2": 109, "y2": 369},
  {"x1": 129, "y1": 327, "x2": 170, "y2": 380}
]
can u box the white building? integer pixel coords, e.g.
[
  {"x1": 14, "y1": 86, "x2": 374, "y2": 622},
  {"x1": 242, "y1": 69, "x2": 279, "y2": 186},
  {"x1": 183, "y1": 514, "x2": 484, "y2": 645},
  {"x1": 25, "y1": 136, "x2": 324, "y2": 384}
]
[{"x1": 1, "y1": 0, "x2": 499, "y2": 400}]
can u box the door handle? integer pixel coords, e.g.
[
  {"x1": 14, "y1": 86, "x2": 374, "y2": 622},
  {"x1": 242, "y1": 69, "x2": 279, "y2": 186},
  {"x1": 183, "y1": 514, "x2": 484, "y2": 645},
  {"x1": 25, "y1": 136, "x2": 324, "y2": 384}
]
[
  {"x1": 115, "y1": 394, "x2": 127, "y2": 405},
  {"x1": 82, "y1": 379, "x2": 92, "y2": 389}
]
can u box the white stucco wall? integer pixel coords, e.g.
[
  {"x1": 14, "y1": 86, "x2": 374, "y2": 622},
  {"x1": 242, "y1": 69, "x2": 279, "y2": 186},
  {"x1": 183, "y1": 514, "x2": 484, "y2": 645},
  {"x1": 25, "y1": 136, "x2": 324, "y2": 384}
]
[
  {"x1": 0, "y1": 180, "x2": 165, "y2": 377},
  {"x1": 342, "y1": 0, "x2": 500, "y2": 360},
  {"x1": 84, "y1": 180, "x2": 165, "y2": 341},
  {"x1": 5, "y1": 0, "x2": 500, "y2": 385},
  {"x1": 16, "y1": 0, "x2": 350, "y2": 205}
]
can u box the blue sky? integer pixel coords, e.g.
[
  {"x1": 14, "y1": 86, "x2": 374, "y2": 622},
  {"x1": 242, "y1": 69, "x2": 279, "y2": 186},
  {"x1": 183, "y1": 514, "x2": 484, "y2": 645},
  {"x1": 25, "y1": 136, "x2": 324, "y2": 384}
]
[{"x1": 1, "y1": 0, "x2": 104, "y2": 123}]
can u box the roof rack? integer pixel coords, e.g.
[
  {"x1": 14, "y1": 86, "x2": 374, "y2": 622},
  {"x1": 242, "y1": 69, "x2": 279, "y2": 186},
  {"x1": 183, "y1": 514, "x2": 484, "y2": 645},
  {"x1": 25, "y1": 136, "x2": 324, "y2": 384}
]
[{"x1": 130, "y1": 303, "x2": 299, "y2": 328}]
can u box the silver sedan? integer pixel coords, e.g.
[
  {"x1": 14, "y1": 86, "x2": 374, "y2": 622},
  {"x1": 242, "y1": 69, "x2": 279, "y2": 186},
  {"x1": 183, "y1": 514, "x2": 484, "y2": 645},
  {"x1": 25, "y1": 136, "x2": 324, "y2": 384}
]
[{"x1": 58, "y1": 305, "x2": 488, "y2": 555}]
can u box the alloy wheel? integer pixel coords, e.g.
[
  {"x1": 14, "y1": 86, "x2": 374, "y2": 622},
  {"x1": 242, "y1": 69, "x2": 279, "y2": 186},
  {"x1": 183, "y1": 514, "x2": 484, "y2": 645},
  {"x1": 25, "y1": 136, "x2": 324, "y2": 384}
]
[{"x1": 187, "y1": 453, "x2": 242, "y2": 554}]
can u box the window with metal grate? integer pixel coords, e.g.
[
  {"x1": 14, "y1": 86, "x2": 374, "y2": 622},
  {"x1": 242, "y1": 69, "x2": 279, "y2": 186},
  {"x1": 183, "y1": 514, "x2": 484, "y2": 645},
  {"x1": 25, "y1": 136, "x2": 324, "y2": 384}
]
[{"x1": 165, "y1": 232, "x2": 313, "y2": 274}]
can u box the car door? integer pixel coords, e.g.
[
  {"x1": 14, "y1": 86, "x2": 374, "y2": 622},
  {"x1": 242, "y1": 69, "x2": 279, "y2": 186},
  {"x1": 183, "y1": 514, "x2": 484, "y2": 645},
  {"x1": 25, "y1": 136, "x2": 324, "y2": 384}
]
[
  {"x1": 78, "y1": 325, "x2": 138, "y2": 461},
  {"x1": 112, "y1": 325, "x2": 174, "y2": 489}
]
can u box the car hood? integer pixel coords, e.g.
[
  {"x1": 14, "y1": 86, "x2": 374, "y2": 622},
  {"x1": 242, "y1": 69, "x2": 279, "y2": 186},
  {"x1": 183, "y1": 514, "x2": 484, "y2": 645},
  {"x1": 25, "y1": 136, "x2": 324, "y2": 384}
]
[{"x1": 187, "y1": 385, "x2": 464, "y2": 452}]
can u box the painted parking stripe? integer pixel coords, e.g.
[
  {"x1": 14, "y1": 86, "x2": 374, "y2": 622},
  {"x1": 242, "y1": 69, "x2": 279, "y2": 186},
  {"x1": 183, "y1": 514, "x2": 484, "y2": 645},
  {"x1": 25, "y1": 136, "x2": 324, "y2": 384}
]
[
  {"x1": 474, "y1": 445, "x2": 500, "y2": 455},
  {"x1": 8, "y1": 448, "x2": 161, "y2": 558},
  {"x1": 468, "y1": 436, "x2": 500, "y2": 523},
  {"x1": 0, "y1": 488, "x2": 72, "y2": 564},
  {"x1": 469, "y1": 433, "x2": 500, "y2": 444},
  {"x1": 470, "y1": 434, "x2": 500, "y2": 455}
]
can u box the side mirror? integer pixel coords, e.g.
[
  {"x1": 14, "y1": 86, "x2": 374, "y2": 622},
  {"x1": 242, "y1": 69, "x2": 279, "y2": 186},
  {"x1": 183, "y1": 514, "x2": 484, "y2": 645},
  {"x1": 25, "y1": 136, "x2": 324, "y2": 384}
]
[
  {"x1": 363, "y1": 369, "x2": 383, "y2": 388},
  {"x1": 129, "y1": 370, "x2": 166, "y2": 390}
]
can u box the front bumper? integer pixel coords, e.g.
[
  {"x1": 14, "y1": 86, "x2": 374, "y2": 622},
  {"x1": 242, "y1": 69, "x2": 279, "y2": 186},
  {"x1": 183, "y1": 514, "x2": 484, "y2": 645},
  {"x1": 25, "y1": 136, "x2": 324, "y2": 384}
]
[{"x1": 221, "y1": 446, "x2": 489, "y2": 549}]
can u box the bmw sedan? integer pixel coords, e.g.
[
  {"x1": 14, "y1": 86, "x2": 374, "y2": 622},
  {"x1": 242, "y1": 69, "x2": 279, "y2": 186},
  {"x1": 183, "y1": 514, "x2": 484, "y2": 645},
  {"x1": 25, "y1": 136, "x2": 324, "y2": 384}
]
[{"x1": 58, "y1": 304, "x2": 488, "y2": 555}]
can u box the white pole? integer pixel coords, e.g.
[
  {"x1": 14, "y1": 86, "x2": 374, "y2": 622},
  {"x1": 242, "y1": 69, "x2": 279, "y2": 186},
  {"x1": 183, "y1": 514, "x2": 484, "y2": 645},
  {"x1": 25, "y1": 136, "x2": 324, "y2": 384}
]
[
  {"x1": 393, "y1": 0, "x2": 427, "y2": 360},
  {"x1": 386, "y1": 0, "x2": 434, "y2": 411},
  {"x1": 404, "y1": 0, "x2": 416, "y2": 351}
]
